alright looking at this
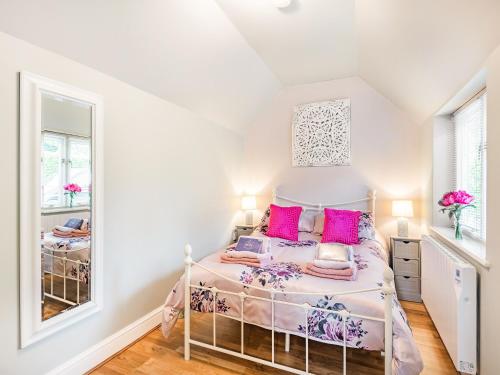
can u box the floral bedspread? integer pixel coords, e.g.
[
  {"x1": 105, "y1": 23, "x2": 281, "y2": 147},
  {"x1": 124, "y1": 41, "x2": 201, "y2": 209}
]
[
  {"x1": 162, "y1": 232, "x2": 423, "y2": 375},
  {"x1": 42, "y1": 233, "x2": 91, "y2": 284}
]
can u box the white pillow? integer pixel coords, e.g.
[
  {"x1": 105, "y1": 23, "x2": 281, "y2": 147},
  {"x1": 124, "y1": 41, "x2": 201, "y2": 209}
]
[
  {"x1": 298, "y1": 210, "x2": 318, "y2": 232},
  {"x1": 313, "y1": 214, "x2": 325, "y2": 235}
]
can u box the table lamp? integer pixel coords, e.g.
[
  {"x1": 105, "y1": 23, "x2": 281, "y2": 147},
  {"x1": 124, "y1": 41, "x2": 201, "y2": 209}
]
[
  {"x1": 241, "y1": 196, "x2": 257, "y2": 226},
  {"x1": 392, "y1": 200, "x2": 414, "y2": 237}
]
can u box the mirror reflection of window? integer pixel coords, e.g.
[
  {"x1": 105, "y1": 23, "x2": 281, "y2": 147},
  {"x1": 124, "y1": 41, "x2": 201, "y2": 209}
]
[
  {"x1": 41, "y1": 133, "x2": 91, "y2": 209},
  {"x1": 40, "y1": 92, "x2": 93, "y2": 321}
]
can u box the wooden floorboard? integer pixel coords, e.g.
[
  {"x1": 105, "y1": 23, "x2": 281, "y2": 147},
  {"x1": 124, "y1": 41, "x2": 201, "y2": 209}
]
[
  {"x1": 42, "y1": 274, "x2": 90, "y2": 320},
  {"x1": 91, "y1": 301, "x2": 458, "y2": 375}
]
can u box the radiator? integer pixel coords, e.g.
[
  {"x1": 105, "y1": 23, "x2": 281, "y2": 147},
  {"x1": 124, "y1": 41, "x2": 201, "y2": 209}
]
[{"x1": 421, "y1": 235, "x2": 477, "y2": 374}]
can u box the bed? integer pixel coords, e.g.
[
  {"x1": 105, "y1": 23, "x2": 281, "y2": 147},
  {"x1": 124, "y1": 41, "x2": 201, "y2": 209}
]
[
  {"x1": 42, "y1": 232, "x2": 91, "y2": 305},
  {"x1": 161, "y1": 190, "x2": 423, "y2": 375}
]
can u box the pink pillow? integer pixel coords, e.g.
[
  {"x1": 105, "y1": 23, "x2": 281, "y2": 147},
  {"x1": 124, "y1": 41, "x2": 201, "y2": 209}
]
[
  {"x1": 321, "y1": 208, "x2": 361, "y2": 245},
  {"x1": 266, "y1": 204, "x2": 302, "y2": 241}
]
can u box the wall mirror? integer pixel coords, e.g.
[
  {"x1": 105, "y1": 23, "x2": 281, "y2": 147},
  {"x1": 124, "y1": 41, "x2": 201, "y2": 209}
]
[{"x1": 20, "y1": 72, "x2": 103, "y2": 347}]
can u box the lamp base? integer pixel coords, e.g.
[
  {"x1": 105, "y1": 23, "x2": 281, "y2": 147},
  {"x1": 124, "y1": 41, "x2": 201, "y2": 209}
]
[
  {"x1": 245, "y1": 211, "x2": 253, "y2": 226},
  {"x1": 397, "y1": 217, "x2": 409, "y2": 237}
]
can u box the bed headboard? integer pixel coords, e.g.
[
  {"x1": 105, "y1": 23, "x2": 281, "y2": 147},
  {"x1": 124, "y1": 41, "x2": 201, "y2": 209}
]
[{"x1": 272, "y1": 189, "x2": 377, "y2": 222}]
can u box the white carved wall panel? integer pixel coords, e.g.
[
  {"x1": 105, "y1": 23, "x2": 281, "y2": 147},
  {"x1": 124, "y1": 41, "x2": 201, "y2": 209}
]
[{"x1": 292, "y1": 99, "x2": 351, "y2": 166}]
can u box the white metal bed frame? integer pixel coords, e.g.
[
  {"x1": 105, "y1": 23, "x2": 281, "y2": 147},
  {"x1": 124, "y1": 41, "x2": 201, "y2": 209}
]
[
  {"x1": 183, "y1": 189, "x2": 395, "y2": 375},
  {"x1": 42, "y1": 247, "x2": 90, "y2": 307}
]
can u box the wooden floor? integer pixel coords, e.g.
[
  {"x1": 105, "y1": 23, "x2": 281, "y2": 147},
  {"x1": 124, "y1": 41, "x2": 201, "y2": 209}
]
[
  {"x1": 42, "y1": 274, "x2": 89, "y2": 320},
  {"x1": 91, "y1": 301, "x2": 458, "y2": 375}
]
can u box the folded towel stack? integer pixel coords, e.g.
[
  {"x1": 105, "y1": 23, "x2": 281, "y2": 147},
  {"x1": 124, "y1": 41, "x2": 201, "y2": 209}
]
[
  {"x1": 220, "y1": 253, "x2": 269, "y2": 267},
  {"x1": 305, "y1": 243, "x2": 357, "y2": 281},
  {"x1": 52, "y1": 225, "x2": 90, "y2": 238},
  {"x1": 220, "y1": 237, "x2": 271, "y2": 267}
]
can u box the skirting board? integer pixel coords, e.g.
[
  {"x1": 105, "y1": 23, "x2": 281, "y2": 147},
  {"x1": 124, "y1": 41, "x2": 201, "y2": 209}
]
[{"x1": 46, "y1": 306, "x2": 164, "y2": 375}]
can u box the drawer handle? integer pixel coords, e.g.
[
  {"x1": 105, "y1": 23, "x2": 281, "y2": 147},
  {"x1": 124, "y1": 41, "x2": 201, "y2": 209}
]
[
  {"x1": 402, "y1": 240, "x2": 410, "y2": 244},
  {"x1": 403, "y1": 258, "x2": 410, "y2": 261},
  {"x1": 403, "y1": 276, "x2": 410, "y2": 279}
]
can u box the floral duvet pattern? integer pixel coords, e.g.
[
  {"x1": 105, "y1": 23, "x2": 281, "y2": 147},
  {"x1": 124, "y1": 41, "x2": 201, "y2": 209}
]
[{"x1": 162, "y1": 232, "x2": 423, "y2": 375}]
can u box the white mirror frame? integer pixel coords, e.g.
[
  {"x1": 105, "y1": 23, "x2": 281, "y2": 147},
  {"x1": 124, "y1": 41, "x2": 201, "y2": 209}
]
[{"x1": 20, "y1": 72, "x2": 103, "y2": 348}]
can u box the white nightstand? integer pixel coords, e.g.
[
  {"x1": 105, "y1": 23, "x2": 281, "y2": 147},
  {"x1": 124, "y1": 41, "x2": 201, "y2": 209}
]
[
  {"x1": 232, "y1": 225, "x2": 256, "y2": 242},
  {"x1": 391, "y1": 236, "x2": 421, "y2": 302}
]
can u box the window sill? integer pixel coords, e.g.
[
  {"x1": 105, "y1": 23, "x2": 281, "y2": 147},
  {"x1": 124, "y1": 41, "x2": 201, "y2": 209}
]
[
  {"x1": 430, "y1": 226, "x2": 490, "y2": 269},
  {"x1": 42, "y1": 206, "x2": 90, "y2": 215}
]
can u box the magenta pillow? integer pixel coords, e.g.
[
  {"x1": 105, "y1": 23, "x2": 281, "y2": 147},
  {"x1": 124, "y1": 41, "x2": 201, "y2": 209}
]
[
  {"x1": 266, "y1": 204, "x2": 302, "y2": 241},
  {"x1": 321, "y1": 208, "x2": 361, "y2": 245}
]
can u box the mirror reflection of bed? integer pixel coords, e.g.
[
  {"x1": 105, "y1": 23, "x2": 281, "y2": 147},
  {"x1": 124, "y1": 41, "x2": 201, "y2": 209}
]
[
  {"x1": 40, "y1": 92, "x2": 92, "y2": 321},
  {"x1": 41, "y1": 212, "x2": 91, "y2": 320}
]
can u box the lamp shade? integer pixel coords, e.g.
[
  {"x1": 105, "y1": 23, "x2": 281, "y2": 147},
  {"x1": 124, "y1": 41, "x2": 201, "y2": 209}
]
[
  {"x1": 392, "y1": 200, "x2": 414, "y2": 218},
  {"x1": 273, "y1": 0, "x2": 291, "y2": 8},
  {"x1": 241, "y1": 196, "x2": 257, "y2": 210}
]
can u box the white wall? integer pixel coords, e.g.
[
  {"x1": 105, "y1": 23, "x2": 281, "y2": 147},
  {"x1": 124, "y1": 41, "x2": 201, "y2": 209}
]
[
  {"x1": 242, "y1": 77, "x2": 423, "y2": 240},
  {"x1": 431, "y1": 115, "x2": 454, "y2": 227},
  {"x1": 42, "y1": 211, "x2": 91, "y2": 234},
  {"x1": 0, "y1": 0, "x2": 282, "y2": 134},
  {"x1": 0, "y1": 31, "x2": 244, "y2": 374},
  {"x1": 480, "y1": 44, "x2": 500, "y2": 375},
  {"x1": 42, "y1": 94, "x2": 92, "y2": 137},
  {"x1": 419, "y1": 117, "x2": 433, "y2": 233}
]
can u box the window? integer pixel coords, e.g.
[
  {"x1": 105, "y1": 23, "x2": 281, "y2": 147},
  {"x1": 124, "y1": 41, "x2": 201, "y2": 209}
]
[
  {"x1": 41, "y1": 131, "x2": 91, "y2": 209},
  {"x1": 453, "y1": 91, "x2": 487, "y2": 239}
]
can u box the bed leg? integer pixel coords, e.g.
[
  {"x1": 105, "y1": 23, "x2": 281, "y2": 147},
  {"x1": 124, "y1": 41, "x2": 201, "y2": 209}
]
[
  {"x1": 285, "y1": 332, "x2": 290, "y2": 352},
  {"x1": 383, "y1": 268, "x2": 394, "y2": 375},
  {"x1": 184, "y1": 244, "x2": 193, "y2": 361}
]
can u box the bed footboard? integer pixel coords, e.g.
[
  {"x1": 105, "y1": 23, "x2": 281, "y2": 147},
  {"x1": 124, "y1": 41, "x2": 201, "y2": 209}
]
[
  {"x1": 183, "y1": 244, "x2": 394, "y2": 375},
  {"x1": 42, "y1": 249, "x2": 90, "y2": 307}
]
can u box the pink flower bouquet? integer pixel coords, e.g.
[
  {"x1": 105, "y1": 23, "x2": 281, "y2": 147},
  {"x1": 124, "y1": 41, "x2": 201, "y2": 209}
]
[
  {"x1": 438, "y1": 190, "x2": 475, "y2": 239},
  {"x1": 64, "y1": 183, "x2": 82, "y2": 208}
]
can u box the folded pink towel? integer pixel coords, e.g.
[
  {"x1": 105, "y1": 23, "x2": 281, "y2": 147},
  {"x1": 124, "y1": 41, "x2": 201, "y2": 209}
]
[
  {"x1": 305, "y1": 263, "x2": 354, "y2": 276},
  {"x1": 312, "y1": 259, "x2": 354, "y2": 270},
  {"x1": 219, "y1": 254, "x2": 270, "y2": 268},
  {"x1": 220, "y1": 254, "x2": 260, "y2": 263},
  {"x1": 304, "y1": 268, "x2": 356, "y2": 280},
  {"x1": 224, "y1": 250, "x2": 272, "y2": 260},
  {"x1": 220, "y1": 259, "x2": 262, "y2": 267}
]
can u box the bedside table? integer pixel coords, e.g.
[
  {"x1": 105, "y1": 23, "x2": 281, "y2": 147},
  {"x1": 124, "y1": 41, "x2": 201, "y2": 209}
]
[
  {"x1": 391, "y1": 236, "x2": 421, "y2": 302},
  {"x1": 232, "y1": 225, "x2": 256, "y2": 242}
]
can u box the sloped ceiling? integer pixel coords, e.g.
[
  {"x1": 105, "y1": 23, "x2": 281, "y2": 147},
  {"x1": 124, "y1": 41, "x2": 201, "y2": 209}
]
[
  {"x1": 0, "y1": 0, "x2": 281, "y2": 133},
  {"x1": 356, "y1": 0, "x2": 500, "y2": 124},
  {"x1": 215, "y1": 0, "x2": 500, "y2": 123},
  {"x1": 214, "y1": 0, "x2": 358, "y2": 85},
  {"x1": 1, "y1": 0, "x2": 499, "y2": 129}
]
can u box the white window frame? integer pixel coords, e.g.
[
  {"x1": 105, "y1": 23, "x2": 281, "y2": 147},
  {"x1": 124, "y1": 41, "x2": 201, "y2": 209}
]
[{"x1": 453, "y1": 89, "x2": 487, "y2": 241}]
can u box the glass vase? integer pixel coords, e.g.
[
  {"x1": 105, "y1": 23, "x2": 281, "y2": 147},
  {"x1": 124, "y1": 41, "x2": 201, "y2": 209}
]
[{"x1": 454, "y1": 216, "x2": 463, "y2": 240}]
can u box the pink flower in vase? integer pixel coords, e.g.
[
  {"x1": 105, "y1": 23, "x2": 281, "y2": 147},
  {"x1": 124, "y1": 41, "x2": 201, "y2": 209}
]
[
  {"x1": 64, "y1": 183, "x2": 82, "y2": 193},
  {"x1": 438, "y1": 190, "x2": 475, "y2": 240},
  {"x1": 64, "y1": 183, "x2": 82, "y2": 207},
  {"x1": 453, "y1": 190, "x2": 474, "y2": 205},
  {"x1": 438, "y1": 192, "x2": 455, "y2": 207}
]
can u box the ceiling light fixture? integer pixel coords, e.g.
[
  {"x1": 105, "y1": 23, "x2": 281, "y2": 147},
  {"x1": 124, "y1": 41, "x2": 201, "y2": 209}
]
[{"x1": 273, "y1": 0, "x2": 291, "y2": 9}]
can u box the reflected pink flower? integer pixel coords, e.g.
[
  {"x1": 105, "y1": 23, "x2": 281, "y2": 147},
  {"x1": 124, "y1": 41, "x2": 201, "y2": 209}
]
[{"x1": 64, "y1": 183, "x2": 82, "y2": 193}]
